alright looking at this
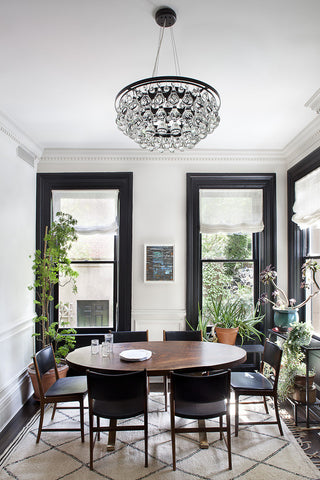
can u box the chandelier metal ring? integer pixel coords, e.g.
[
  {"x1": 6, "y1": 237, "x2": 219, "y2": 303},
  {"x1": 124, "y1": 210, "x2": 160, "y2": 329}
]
[{"x1": 115, "y1": 75, "x2": 221, "y2": 152}]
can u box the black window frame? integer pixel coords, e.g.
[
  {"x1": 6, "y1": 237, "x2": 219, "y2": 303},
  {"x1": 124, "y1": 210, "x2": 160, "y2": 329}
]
[
  {"x1": 288, "y1": 147, "x2": 320, "y2": 323},
  {"x1": 186, "y1": 173, "x2": 277, "y2": 336},
  {"x1": 36, "y1": 172, "x2": 133, "y2": 333}
]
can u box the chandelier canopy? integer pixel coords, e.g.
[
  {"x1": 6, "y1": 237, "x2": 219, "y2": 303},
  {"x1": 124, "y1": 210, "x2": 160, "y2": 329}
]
[{"x1": 115, "y1": 8, "x2": 221, "y2": 152}]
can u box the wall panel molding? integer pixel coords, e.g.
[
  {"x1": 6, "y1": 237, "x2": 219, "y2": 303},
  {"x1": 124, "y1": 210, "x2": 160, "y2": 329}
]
[{"x1": 0, "y1": 316, "x2": 34, "y2": 344}]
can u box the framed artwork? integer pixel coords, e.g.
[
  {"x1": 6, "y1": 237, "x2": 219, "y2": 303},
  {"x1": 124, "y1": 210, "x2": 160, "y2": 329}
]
[{"x1": 144, "y1": 244, "x2": 175, "y2": 282}]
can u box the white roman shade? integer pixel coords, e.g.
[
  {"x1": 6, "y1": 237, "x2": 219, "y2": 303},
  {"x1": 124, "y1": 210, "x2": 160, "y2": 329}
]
[
  {"x1": 52, "y1": 190, "x2": 119, "y2": 234},
  {"x1": 200, "y1": 189, "x2": 264, "y2": 234},
  {"x1": 292, "y1": 167, "x2": 320, "y2": 229}
]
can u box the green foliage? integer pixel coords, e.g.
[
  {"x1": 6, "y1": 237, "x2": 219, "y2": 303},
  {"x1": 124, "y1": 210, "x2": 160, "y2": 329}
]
[
  {"x1": 278, "y1": 321, "x2": 313, "y2": 402},
  {"x1": 224, "y1": 234, "x2": 251, "y2": 276},
  {"x1": 29, "y1": 212, "x2": 78, "y2": 360},
  {"x1": 186, "y1": 305, "x2": 215, "y2": 342},
  {"x1": 205, "y1": 295, "x2": 264, "y2": 345}
]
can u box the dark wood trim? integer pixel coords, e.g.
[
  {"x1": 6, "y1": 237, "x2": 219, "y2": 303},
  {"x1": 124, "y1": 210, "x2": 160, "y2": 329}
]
[
  {"x1": 36, "y1": 172, "x2": 133, "y2": 335},
  {"x1": 287, "y1": 147, "x2": 320, "y2": 321},
  {"x1": 186, "y1": 173, "x2": 277, "y2": 335}
]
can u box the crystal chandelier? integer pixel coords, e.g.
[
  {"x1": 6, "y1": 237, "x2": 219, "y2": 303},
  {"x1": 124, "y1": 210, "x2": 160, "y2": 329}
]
[{"x1": 115, "y1": 8, "x2": 221, "y2": 152}]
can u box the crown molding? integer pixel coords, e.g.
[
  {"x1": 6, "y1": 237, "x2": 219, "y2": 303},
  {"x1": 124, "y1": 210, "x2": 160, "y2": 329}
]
[
  {"x1": 0, "y1": 111, "x2": 42, "y2": 160},
  {"x1": 305, "y1": 88, "x2": 320, "y2": 114},
  {"x1": 40, "y1": 147, "x2": 285, "y2": 165},
  {"x1": 284, "y1": 116, "x2": 320, "y2": 169}
]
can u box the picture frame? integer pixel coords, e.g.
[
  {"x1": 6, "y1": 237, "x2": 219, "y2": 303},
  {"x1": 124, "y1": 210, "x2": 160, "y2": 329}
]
[{"x1": 144, "y1": 244, "x2": 175, "y2": 283}]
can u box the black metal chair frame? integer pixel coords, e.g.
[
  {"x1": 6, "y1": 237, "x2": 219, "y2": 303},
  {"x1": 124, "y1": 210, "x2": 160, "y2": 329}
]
[
  {"x1": 33, "y1": 344, "x2": 87, "y2": 443},
  {"x1": 231, "y1": 338, "x2": 284, "y2": 436},
  {"x1": 170, "y1": 369, "x2": 232, "y2": 471},
  {"x1": 162, "y1": 330, "x2": 203, "y2": 411},
  {"x1": 87, "y1": 369, "x2": 148, "y2": 470}
]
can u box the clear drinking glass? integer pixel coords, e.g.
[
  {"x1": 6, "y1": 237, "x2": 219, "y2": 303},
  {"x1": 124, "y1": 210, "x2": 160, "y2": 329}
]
[
  {"x1": 104, "y1": 333, "x2": 113, "y2": 353},
  {"x1": 91, "y1": 339, "x2": 99, "y2": 355},
  {"x1": 101, "y1": 341, "x2": 109, "y2": 357}
]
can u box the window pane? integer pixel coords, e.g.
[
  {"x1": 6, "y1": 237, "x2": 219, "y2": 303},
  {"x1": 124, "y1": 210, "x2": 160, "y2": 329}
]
[
  {"x1": 308, "y1": 229, "x2": 320, "y2": 256},
  {"x1": 202, "y1": 233, "x2": 252, "y2": 260},
  {"x1": 202, "y1": 261, "x2": 254, "y2": 312},
  {"x1": 59, "y1": 264, "x2": 114, "y2": 328},
  {"x1": 52, "y1": 190, "x2": 118, "y2": 261}
]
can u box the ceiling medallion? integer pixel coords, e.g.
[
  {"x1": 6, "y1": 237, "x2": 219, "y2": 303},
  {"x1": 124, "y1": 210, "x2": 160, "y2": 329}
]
[{"x1": 115, "y1": 8, "x2": 221, "y2": 152}]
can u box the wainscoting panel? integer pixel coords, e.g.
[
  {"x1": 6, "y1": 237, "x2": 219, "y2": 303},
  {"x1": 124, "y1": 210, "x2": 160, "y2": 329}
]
[{"x1": 132, "y1": 309, "x2": 186, "y2": 341}]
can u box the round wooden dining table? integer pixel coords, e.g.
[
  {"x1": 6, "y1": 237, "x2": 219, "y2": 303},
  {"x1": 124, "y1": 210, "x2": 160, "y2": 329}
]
[
  {"x1": 66, "y1": 340, "x2": 247, "y2": 375},
  {"x1": 66, "y1": 341, "x2": 246, "y2": 451}
]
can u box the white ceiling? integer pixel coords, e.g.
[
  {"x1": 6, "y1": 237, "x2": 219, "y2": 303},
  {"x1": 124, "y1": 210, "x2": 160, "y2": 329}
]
[{"x1": 1, "y1": 0, "x2": 319, "y2": 152}]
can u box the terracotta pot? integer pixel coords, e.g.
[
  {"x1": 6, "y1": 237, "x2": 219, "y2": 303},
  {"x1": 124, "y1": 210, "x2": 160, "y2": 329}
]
[
  {"x1": 27, "y1": 361, "x2": 69, "y2": 401},
  {"x1": 294, "y1": 374, "x2": 315, "y2": 388},
  {"x1": 215, "y1": 326, "x2": 239, "y2": 345}
]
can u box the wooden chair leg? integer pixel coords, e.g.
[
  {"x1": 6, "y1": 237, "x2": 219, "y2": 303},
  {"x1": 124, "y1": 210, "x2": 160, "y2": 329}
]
[
  {"x1": 219, "y1": 415, "x2": 223, "y2": 440},
  {"x1": 51, "y1": 403, "x2": 57, "y2": 421},
  {"x1": 97, "y1": 416, "x2": 100, "y2": 441},
  {"x1": 227, "y1": 412, "x2": 232, "y2": 470},
  {"x1": 234, "y1": 393, "x2": 239, "y2": 437},
  {"x1": 170, "y1": 398, "x2": 176, "y2": 471},
  {"x1": 36, "y1": 402, "x2": 45, "y2": 443},
  {"x1": 89, "y1": 412, "x2": 94, "y2": 470},
  {"x1": 164, "y1": 376, "x2": 168, "y2": 411},
  {"x1": 273, "y1": 396, "x2": 284, "y2": 436},
  {"x1": 263, "y1": 396, "x2": 269, "y2": 414},
  {"x1": 144, "y1": 409, "x2": 148, "y2": 467},
  {"x1": 80, "y1": 398, "x2": 85, "y2": 442}
]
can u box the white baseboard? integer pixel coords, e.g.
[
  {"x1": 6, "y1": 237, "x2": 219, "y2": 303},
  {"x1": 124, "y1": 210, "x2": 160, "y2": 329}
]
[{"x1": 0, "y1": 369, "x2": 33, "y2": 433}]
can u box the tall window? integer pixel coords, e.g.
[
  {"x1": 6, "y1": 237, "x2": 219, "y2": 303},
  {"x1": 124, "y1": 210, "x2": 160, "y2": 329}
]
[
  {"x1": 187, "y1": 174, "x2": 276, "y2": 336},
  {"x1": 288, "y1": 149, "x2": 320, "y2": 334},
  {"x1": 37, "y1": 173, "x2": 132, "y2": 333},
  {"x1": 52, "y1": 190, "x2": 119, "y2": 329}
]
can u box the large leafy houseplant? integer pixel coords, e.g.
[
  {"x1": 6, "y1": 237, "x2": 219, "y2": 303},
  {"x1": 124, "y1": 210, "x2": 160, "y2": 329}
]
[
  {"x1": 29, "y1": 212, "x2": 79, "y2": 362},
  {"x1": 204, "y1": 295, "x2": 264, "y2": 345}
]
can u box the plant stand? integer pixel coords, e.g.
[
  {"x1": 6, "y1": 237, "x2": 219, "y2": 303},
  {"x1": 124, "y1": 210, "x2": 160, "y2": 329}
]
[{"x1": 268, "y1": 329, "x2": 320, "y2": 428}]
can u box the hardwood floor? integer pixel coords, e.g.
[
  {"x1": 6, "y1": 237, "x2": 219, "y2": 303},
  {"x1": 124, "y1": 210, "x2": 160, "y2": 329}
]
[{"x1": 0, "y1": 397, "x2": 39, "y2": 456}]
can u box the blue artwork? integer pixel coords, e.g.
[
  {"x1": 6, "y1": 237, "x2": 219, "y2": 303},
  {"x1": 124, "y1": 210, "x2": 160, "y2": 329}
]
[{"x1": 145, "y1": 245, "x2": 174, "y2": 281}]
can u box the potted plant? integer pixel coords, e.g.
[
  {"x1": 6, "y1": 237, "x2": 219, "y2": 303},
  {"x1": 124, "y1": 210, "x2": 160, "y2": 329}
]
[
  {"x1": 204, "y1": 295, "x2": 264, "y2": 345},
  {"x1": 277, "y1": 321, "x2": 315, "y2": 402},
  {"x1": 27, "y1": 212, "x2": 79, "y2": 398},
  {"x1": 259, "y1": 261, "x2": 320, "y2": 331}
]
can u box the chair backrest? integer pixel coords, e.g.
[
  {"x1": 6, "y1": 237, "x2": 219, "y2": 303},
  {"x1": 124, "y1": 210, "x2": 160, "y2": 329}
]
[
  {"x1": 171, "y1": 369, "x2": 230, "y2": 404},
  {"x1": 113, "y1": 330, "x2": 149, "y2": 343},
  {"x1": 86, "y1": 369, "x2": 147, "y2": 415},
  {"x1": 261, "y1": 339, "x2": 282, "y2": 387},
  {"x1": 34, "y1": 345, "x2": 57, "y2": 378},
  {"x1": 163, "y1": 330, "x2": 202, "y2": 341},
  {"x1": 33, "y1": 345, "x2": 59, "y2": 400}
]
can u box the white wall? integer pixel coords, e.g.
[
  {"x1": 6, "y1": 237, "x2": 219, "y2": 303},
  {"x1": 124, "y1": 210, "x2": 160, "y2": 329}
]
[
  {"x1": 38, "y1": 150, "x2": 288, "y2": 341},
  {"x1": 0, "y1": 120, "x2": 39, "y2": 432}
]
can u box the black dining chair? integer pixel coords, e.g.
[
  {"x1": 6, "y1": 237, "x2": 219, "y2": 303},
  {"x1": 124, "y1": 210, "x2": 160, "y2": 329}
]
[
  {"x1": 230, "y1": 338, "x2": 283, "y2": 436},
  {"x1": 162, "y1": 330, "x2": 203, "y2": 410},
  {"x1": 86, "y1": 369, "x2": 148, "y2": 470},
  {"x1": 113, "y1": 330, "x2": 149, "y2": 343},
  {"x1": 33, "y1": 344, "x2": 87, "y2": 443},
  {"x1": 170, "y1": 369, "x2": 232, "y2": 471}
]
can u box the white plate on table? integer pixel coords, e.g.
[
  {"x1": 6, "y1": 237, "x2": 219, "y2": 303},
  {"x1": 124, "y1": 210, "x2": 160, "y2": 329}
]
[{"x1": 119, "y1": 349, "x2": 152, "y2": 362}]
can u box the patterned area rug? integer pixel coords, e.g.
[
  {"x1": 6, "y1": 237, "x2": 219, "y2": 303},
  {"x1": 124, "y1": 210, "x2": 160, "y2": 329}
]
[{"x1": 1, "y1": 395, "x2": 320, "y2": 480}]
